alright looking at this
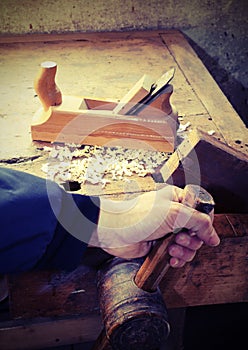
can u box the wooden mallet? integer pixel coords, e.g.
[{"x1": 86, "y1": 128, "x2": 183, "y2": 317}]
[{"x1": 92, "y1": 184, "x2": 215, "y2": 350}]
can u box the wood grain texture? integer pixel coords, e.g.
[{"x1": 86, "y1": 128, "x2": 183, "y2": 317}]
[
  {"x1": 156, "y1": 128, "x2": 248, "y2": 213},
  {"x1": 31, "y1": 97, "x2": 176, "y2": 152},
  {"x1": 160, "y1": 235, "x2": 248, "y2": 308},
  {"x1": 8, "y1": 265, "x2": 99, "y2": 319},
  {"x1": 0, "y1": 315, "x2": 102, "y2": 350},
  {"x1": 7, "y1": 214, "x2": 248, "y2": 320},
  {"x1": 161, "y1": 31, "x2": 248, "y2": 148},
  {"x1": 34, "y1": 61, "x2": 62, "y2": 111}
]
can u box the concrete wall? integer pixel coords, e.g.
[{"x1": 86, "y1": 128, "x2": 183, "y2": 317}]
[{"x1": 0, "y1": 0, "x2": 247, "y2": 125}]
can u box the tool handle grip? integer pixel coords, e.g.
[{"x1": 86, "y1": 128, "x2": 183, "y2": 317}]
[
  {"x1": 134, "y1": 184, "x2": 214, "y2": 292},
  {"x1": 34, "y1": 61, "x2": 62, "y2": 111}
]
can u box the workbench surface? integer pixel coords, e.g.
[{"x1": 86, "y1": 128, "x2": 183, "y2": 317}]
[
  {"x1": 0, "y1": 30, "x2": 247, "y2": 350},
  {"x1": 0, "y1": 30, "x2": 247, "y2": 165}
]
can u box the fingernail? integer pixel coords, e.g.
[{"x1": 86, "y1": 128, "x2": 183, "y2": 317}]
[
  {"x1": 177, "y1": 234, "x2": 190, "y2": 246},
  {"x1": 171, "y1": 257, "x2": 179, "y2": 267},
  {"x1": 209, "y1": 235, "x2": 220, "y2": 246}
]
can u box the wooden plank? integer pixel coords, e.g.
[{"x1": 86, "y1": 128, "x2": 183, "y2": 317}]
[
  {"x1": 0, "y1": 315, "x2": 102, "y2": 350},
  {"x1": 161, "y1": 235, "x2": 248, "y2": 308},
  {"x1": 161, "y1": 31, "x2": 248, "y2": 150},
  {"x1": 155, "y1": 128, "x2": 248, "y2": 213},
  {"x1": 7, "y1": 214, "x2": 248, "y2": 320},
  {"x1": 0, "y1": 30, "x2": 178, "y2": 44},
  {"x1": 8, "y1": 265, "x2": 99, "y2": 319},
  {"x1": 176, "y1": 114, "x2": 226, "y2": 143},
  {"x1": 213, "y1": 214, "x2": 248, "y2": 237}
]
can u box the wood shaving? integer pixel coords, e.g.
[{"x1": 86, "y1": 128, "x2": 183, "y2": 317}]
[
  {"x1": 178, "y1": 121, "x2": 191, "y2": 133},
  {"x1": 42, "y1": 144, "x2": 171, "y2": 187}
]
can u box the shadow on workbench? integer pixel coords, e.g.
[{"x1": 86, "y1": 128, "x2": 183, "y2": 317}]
[
  {"x1": 186, "y1": 35, "x2": 248, "y2": 128},
  {"x1": 183, "y1": 302, "x2": 248, "y2": 350}
]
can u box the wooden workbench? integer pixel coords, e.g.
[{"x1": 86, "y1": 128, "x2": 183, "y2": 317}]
[{"x1": 0, "y1": 30, "x2": 247, "y2": 349}]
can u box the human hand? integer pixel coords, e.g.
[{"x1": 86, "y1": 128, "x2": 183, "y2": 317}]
[{"x1": 91, "y1": 185, "x2": 220, "y2": 267}]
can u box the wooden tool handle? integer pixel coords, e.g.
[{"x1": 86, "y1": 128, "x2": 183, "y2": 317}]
[
  {"x1": 34, "y1": 61, "x2": 62, "y2": 111},
  {"x1": 134, "y1": 184, "x2": 215, "y2": 292}
]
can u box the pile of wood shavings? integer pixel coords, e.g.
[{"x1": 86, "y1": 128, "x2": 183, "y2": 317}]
[{"x1": 41, "y1": 144, "x2": 170, "y2": 187}]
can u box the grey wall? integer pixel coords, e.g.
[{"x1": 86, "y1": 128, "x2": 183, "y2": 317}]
[{"x1": 0, "y1": 0, "x2": 247, "y2": 125}]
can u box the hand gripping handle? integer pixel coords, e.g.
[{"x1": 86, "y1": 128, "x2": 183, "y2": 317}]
[{"x1": 134, "y1": 184, "x2": 215, "y2": 292}]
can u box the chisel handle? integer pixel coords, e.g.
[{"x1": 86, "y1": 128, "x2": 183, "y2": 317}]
[{"x1": 134, "y1": 184, "x2": 215, "y2": 292}]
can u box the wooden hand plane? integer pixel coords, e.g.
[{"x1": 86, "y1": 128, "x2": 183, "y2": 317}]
[{"x1": 31, "y1": 61, "x2": 178, "y2": 152}]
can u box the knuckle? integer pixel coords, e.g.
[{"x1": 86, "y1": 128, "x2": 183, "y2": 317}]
[{"x1": 202, "y1": 213, "x2": 213, "y2": 230}]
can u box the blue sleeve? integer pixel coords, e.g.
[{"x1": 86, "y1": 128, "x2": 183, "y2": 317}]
[{"x1": 0, "y1": 168, "x2": 100, "y2": 273}]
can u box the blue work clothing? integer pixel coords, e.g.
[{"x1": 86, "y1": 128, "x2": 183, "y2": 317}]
[{"x1": 0, "y1": 167, "x2": 100, "y2": 273}]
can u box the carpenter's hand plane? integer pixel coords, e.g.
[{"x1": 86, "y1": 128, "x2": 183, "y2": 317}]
[{"x1": 31, "y1": 62, "x2": 178, "y2": 152}]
